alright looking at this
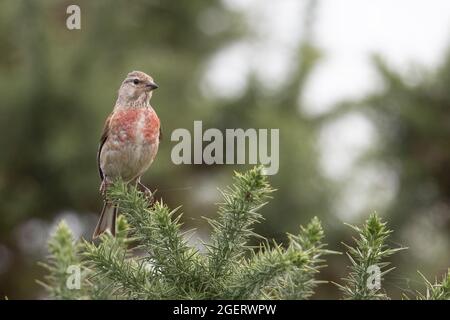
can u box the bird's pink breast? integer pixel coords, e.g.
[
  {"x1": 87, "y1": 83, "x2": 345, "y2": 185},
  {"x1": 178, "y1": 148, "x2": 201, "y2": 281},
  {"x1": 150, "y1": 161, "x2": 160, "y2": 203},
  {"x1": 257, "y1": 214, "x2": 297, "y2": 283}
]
[{"x1": 110, "y1": 108, "x2": 160, "y2": 144}]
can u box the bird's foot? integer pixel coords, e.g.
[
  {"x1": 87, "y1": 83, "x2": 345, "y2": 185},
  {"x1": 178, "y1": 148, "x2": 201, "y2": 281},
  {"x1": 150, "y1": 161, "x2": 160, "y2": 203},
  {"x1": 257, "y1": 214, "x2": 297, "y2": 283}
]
[
  {"x1": 99, "y1": 180, "x2": 110, "y2": 199},
  {"x1": 138, "y1": 182, "x2": 156, "y2": 204}
]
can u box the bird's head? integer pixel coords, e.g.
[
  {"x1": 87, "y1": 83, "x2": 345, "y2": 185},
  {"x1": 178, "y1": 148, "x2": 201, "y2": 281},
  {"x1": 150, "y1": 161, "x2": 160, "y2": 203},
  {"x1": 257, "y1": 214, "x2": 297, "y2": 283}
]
[{"x1": 116, "y1": 71, "x2": 159, "y2": 107}]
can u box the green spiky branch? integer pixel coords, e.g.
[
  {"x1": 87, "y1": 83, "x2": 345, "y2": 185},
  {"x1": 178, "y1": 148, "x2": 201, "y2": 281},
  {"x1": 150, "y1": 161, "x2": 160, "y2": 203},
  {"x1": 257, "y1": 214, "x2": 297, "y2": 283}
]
[
  {"x1": 415, "y1": 269, "x2": 450, "y2": 300},
  {"x1": 335, "y1": 213, "x2": 406, "y2": 300},
  {"x1": 267, "y1": 217, "x2": 336, "y2": 300},
  {"x1": 37, "y1": 221, "x2": 88, "y2": 299},
  {"x1": 205, "y1": 168, "x2": 274, "y2": 297},
  {"x1": 38, "y1": 167, "x2": 449, "y2": 300},
  {"x1": 107, "y1": 183, "x2": 206, "y2": 298}
]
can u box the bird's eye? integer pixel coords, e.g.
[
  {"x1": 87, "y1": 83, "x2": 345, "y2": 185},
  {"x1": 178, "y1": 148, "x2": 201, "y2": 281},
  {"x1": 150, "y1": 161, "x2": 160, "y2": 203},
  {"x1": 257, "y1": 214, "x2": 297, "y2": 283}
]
[{"x1": 133, "y1": 79, "x2": 140, "y2": 85}]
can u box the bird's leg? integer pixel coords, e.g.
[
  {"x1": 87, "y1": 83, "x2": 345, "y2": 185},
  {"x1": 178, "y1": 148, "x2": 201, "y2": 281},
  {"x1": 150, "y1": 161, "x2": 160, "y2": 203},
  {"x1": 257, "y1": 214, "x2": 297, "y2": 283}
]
[
  {"x1": 99, "y1": 178, "x2": 110, "y2": 199},
  {"x1": 136, "y1": 178, "x2": 155, "y2": 203}
]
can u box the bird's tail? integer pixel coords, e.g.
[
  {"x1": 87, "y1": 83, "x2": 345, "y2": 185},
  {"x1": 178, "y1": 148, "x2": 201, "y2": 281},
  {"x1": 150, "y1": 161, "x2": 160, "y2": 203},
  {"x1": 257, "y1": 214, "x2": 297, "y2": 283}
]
[{"x1": 93, "y1": 202, "x2": 117, "y2": 239}]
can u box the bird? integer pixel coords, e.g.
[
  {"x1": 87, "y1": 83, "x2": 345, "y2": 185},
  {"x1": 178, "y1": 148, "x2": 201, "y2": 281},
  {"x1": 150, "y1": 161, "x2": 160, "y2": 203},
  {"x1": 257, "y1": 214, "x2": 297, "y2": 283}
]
[{"x1": 93, "y1": 70, "x2": 161, "y2": 239}]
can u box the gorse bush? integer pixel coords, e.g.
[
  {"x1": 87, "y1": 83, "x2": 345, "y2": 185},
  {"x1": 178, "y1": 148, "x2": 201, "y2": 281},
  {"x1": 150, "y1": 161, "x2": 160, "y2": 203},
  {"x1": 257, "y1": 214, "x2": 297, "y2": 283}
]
[
  {"x1": 38, "y1": 167, "x2": 450, "y2": 300},
  {"x1": 335, "y1": 214, "x2": 406, "y2": 300}
]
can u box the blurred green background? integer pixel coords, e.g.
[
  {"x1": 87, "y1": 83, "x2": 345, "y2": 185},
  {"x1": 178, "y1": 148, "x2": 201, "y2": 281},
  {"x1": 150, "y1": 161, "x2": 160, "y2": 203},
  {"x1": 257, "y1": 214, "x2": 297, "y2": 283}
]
[{"x1": 0, "y1": 0, "x2": 449, "y2": 299}]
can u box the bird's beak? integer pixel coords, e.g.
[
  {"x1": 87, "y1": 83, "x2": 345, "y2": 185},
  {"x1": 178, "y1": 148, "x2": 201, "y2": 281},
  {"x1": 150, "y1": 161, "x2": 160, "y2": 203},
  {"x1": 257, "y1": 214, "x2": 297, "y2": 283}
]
[{"x1": 145, "y1": 81, "x2": 159, "y2": 90}]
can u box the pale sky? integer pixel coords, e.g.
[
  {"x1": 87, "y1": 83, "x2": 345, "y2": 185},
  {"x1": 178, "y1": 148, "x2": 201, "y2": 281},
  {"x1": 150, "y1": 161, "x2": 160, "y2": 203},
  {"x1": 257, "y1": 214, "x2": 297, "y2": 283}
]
[
  {"x1": 207, "y1": 0, "x2": 450, "y2": 108},
  {"x1": 202, "y1": 0, "x2": 450, "y2": 218},
  {"x1": 304, "y1": 0, "x2": 450, "y2": 115}
]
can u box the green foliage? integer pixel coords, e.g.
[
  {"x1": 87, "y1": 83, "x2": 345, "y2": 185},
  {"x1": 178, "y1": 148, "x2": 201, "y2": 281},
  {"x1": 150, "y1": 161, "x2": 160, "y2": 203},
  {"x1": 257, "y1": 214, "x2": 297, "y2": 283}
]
[
  {"x1": 83, "y1": 234, "x2": 167, "y2": 299},
  {"x1": 227, "y1": 217, "x2": 334, "y2": 300},
  {"x1": 37, "y1": 221, "x2": 87, "y2": 299},
  {"x1": 0, "y1": 1, "x2": 333, "y2": 298},
  {"x1": 38, "y1": 167, "x2": 331, "y2": 299},
  {"x1": 415, "y1": 269, "x2": 450, "y2": 300},
  {"x1": 38, "y1": 167, "x2": 448, "y2": 300},
  {"x1": 267, "y1": 217, "x2": 334, "y2": 300},
  {"x1": 107, "y1": 181, "x2": 206, "y2": 298},
  {"x1": 207, "y1": 168, "x2": 273, "y2": 281},
  {"x1": 335, "y1": 213, "x2": 406, "y2": 300}
]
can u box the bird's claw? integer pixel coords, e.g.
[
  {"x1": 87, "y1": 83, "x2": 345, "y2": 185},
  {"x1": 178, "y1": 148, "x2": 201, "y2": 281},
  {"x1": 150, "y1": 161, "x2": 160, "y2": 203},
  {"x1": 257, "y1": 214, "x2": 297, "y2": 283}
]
[
  {"x1": 144, "y1": 189, "x2": 155, "y2": 204},
  {"x1": 100, "y1": 180, "x2": 109, "y2": 199},
  {"x1": 138, "y1": 182, "x2": 156, "y2": 204}
]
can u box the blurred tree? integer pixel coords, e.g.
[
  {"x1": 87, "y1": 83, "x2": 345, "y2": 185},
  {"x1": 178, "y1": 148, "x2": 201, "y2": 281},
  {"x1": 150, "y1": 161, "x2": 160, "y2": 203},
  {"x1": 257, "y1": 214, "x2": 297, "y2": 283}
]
[
  {"x1": 200, "y1": 1, "x2": 333, "y2": 241},
  {"x1": 0, "y1": 0, "x2": 334, "y2": 299},
  {"x1": 319, "y1": 52, "x2": 450, "y2": 294},
  {"x1": 0, "y1": 0, "x2": 244, "y2": 298},
  {"x1": 362, "y1": 55, "x2": 450, "y2": 232}
]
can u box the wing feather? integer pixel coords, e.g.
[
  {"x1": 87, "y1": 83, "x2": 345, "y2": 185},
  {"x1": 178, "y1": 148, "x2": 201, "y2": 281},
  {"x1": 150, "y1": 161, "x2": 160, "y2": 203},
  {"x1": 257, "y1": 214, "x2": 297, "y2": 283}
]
[{"x1": 97, "y1": 114, "x2": 112, "y2": 180}]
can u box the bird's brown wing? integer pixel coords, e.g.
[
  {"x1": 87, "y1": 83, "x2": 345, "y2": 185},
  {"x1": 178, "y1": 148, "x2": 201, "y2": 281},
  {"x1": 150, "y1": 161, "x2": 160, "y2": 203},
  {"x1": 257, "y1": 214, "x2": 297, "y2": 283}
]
[{"x1": 97, "y1": 114, "x2": 112, "y2": 181}]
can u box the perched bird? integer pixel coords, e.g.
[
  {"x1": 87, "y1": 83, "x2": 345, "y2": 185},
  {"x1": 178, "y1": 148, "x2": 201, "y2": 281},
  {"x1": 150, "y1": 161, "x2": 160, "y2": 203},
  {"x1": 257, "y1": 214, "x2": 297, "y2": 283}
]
[{"x1": 93, "y1": 71, "x2": 161, "y2": 239}]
